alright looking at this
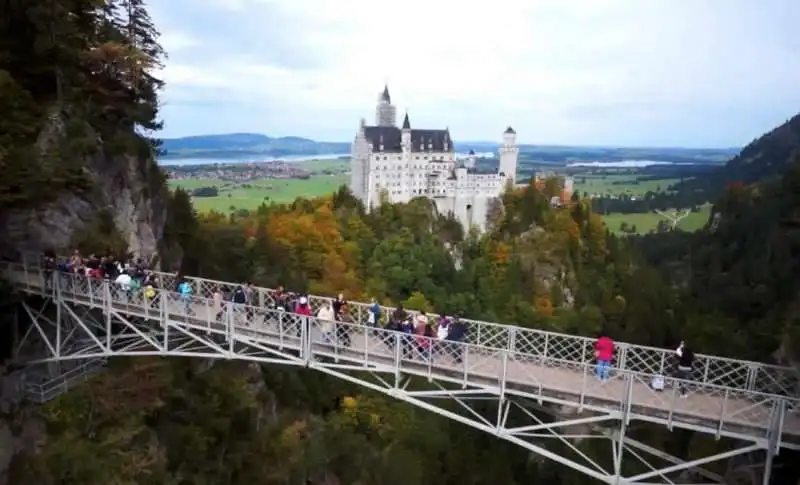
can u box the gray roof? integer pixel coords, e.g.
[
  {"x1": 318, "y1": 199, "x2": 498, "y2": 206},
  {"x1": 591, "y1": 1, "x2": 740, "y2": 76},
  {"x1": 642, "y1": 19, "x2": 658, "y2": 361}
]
[
  {"x1": 363, "y1": 125, "x2": 453, "y2": 153},
  {"x1": 381, "y1": 85, "x2": 391, "y2": 103}
]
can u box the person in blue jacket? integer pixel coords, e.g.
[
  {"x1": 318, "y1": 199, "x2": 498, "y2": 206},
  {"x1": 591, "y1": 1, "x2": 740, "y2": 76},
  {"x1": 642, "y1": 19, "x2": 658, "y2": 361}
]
[
  {"x1": 368, "y1": 298, "x2": 381, "y2": 328},
  {"x1": 177, "y1": 278, "x2": 194, "y2": 316}
]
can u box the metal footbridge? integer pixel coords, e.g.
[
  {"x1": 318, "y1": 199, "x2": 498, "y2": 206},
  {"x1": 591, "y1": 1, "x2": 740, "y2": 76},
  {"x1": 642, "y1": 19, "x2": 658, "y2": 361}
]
[{"x1": 2, "y1": 260, "x2": 799, "y2": 485}]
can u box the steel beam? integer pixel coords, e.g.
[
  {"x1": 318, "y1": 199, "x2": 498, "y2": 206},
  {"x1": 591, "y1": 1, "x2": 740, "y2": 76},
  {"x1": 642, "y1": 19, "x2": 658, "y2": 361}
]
[{"x1": 4, "y1": 264, "x2": 797, "y2": 485}]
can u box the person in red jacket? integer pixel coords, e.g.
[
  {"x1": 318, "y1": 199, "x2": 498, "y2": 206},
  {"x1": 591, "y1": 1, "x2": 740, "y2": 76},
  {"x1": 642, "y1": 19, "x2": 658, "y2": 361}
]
[
  {"x1": 594, "y1": 332, "x2": 615, "y2": 381},
  {"x1": 294, "y1": 296, "x2": 312, "y2": 316}
]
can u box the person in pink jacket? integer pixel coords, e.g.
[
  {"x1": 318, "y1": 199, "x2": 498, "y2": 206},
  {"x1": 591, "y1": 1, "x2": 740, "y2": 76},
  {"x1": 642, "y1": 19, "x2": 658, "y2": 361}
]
[{"x1": 594, "y1": 332, "x2": 615, "y2": 381}]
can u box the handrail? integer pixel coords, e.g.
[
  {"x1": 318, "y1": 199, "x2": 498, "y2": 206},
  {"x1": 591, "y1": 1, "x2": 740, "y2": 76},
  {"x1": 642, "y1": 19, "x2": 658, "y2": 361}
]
[
  {"x1": 8, "y1": 256, "x2": 800, "y2": 398},
  {"x1": 10, "y1": 267, "x2": 800, "y2": 442},
  {"x1": 142, "y1": 271, "x2": 798, "y2": 394},
  {"x1": 25, "y1": 358, "x2": 107, "y2": 393}
]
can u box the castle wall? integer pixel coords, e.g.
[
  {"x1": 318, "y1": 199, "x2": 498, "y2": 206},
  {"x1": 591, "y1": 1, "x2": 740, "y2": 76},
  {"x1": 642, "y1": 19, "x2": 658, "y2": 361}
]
[{"x1": 434, "y1": 193, "x2": 495, "y2": 232}]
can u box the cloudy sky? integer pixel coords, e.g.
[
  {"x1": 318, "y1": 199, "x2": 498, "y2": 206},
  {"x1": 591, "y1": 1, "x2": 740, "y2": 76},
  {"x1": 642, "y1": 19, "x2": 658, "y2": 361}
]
[{"x1": 150, "y1": 0, "x2": 800, "y2": 147}]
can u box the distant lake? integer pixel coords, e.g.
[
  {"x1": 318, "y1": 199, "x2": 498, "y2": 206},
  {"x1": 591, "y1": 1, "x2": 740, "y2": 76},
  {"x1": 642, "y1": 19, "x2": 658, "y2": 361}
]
[
  {"x1": 567, "y1": 160, "x2": 700, "y2": 168},
  {"x1": 157, "y1": 153, "x2": 349, "y2": 167},
  {"x1": 157, "y1": 151, "x2": 494, "y2": 166}
]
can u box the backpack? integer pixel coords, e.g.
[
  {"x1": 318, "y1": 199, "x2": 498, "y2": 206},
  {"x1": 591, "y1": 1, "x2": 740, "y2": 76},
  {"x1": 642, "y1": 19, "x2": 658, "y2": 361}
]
[{"x1": 651, "y1": 375, "x2": 665, "y2": 391}]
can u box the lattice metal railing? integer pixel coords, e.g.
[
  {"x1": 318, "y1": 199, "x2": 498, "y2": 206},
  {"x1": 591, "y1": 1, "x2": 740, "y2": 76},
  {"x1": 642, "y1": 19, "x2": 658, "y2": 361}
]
[
  {"x1": 6, "y1": 265, "x2": 800, "y2": 443},
  {"x1": 145, "y1": 266, "x2": 799, "y2": 397},
  {"x1": 8, "y1": 256, "x2": 800, "y2": 398}
]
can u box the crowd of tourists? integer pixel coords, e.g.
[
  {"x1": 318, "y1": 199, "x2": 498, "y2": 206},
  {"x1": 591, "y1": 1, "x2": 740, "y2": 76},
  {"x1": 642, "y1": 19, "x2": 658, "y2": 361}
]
[
  {"x1": 38, "y1": 250, "x2": 695, "y2": 393},
  {"x1": 41, "y1": 249, "x2": 160, "y2": 298}
]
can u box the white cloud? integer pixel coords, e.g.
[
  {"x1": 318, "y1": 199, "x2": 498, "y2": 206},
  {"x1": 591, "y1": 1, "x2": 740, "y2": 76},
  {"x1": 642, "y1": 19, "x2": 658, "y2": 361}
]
[
  {"x1": 149, "y1": 0, "x2": 800, "y2": 146},
  {"x1": 159, "y1": 31, "x2": 200, "y2": 53}
]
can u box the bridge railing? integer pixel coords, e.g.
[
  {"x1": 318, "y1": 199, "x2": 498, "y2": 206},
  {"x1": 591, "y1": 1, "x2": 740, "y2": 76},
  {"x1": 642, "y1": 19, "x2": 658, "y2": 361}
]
[
  {"x1": 142, "y1": 267, "x2": 798, "y2": 398},
  {"x1": 24, "y1": 358, "x2": 107, "y2": 404},
  {"x1": 21, "y1": 268, "x2": 800, "y2": 444},
  {"x1": 8, "y1": 256, "x2": 800, "y2": 398}
]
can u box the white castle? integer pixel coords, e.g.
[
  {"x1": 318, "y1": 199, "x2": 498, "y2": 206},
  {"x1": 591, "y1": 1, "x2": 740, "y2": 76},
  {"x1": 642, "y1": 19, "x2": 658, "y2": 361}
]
[{"x1": 349, "y1": 85, "x2": 519, "y2": 231}]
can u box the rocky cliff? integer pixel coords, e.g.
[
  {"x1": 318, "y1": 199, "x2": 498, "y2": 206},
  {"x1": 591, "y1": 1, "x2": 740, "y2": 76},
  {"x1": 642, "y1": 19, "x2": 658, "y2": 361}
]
[{"x1": 0, "y1": 114, "x2": 168, "y2": 261}]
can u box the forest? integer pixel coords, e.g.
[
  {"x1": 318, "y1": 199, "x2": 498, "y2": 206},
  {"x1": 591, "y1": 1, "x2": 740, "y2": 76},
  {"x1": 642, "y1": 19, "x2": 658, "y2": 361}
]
[{"x1": 2, "y1": 1, "x2": 800, "y2": 484}]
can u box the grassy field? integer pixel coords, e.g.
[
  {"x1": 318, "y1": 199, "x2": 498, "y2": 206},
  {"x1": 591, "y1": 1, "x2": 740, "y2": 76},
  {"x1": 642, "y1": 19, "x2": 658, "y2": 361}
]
[
  {"x1": 293, "y1": 158, "x2": 349, "y2": 172},
  {"x1": 574, "y1": 174, "x2": 683, "y2": 197},
  {"x1": 170, "y1": 175, "x2": 347, "y2": 213},
  {"x1": 602, "y1": 204, "x2": 712, "y2": 235}
]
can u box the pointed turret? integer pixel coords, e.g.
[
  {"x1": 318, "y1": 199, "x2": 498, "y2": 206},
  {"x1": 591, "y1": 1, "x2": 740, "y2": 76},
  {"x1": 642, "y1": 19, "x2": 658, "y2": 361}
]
[
  {"x1": 401, "y1": 111, "x2": 412, "y2": 152},
  {"x1": 504, "y1": 126, "x2": 516, "y2": 134},
  {"x1": 375, "y1": 84, "x2": 397, "y2": 126}
]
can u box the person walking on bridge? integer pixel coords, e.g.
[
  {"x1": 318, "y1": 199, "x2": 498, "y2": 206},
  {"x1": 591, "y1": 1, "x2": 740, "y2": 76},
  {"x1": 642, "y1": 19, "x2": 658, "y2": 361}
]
[
  {"x1": 675, "y1": 340, "x2": 694, "y2": 398},
  {"x1": 177, "y1": 278, "x2": 194, "y2": 316},
  {"x1": 317, "y1": 301, "x2": 336, "y2": 344},
  {"x1": 42, "y1": 251, "x2": 56, "y2": 292},
  {"x1": 594, "y1": 332, "x2": 614, "y2": 381}
]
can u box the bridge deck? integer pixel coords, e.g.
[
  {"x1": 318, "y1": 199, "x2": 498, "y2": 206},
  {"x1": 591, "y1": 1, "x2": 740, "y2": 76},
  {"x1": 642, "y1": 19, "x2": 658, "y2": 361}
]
[{"x1": 6, "y1": 266, "x2": 800, "y2": 448}]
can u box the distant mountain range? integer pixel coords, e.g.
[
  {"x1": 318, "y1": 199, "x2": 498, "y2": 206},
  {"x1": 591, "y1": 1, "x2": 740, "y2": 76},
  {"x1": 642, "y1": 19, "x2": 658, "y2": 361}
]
[
  {"x1": 159, "y1": 132, "x2": 741, "y2": 165},
  {"x1": 673, "y1": 112, "x2": 800, "y2": 197},
  {"x1": 160, "y1": 133, "x2": 351, "y2": 159}
]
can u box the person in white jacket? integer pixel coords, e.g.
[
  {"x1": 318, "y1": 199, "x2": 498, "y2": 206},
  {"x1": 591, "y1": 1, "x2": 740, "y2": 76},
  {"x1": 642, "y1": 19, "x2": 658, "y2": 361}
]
[{"x1": 317, "y1": 302, "x2": 336, "y2": 344}]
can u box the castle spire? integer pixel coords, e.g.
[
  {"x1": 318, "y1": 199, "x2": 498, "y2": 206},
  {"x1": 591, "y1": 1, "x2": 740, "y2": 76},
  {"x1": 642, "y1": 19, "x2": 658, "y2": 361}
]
[
  {"x1": 402, "y1": 111, "x2": 410, "y2": 130},
  {"x1": 381, "y1": 84, "x2": 391, "y2": 103}
]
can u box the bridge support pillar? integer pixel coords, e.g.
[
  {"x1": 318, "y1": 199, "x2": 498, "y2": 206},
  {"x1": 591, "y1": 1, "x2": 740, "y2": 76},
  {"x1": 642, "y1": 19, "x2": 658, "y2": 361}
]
[
  {"x1": 761, "y1": 400, "x2": 785, "y2": 485},
  {"x1": 12, "y1": 306, "x2": 20, "y2": 361},
  {"x1": 612, "y1": 375, "x2": 633, "y2": 484}
]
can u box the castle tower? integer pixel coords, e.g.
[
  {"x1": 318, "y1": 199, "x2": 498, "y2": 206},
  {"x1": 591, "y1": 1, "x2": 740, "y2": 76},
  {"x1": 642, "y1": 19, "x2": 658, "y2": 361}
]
[
  {"x1": 401, "y1": 111, "x2": 411, "y2": 149},
  {"x1": 499, "y1": 126, "x2": 518, "y2": 185},
  {"x1": 375, "y1": 84, "x2": 397, "y2": 126},
  {"x1": 350, "y1": 117, "x2": 370, "y2": 202},
  {"x1": 400, "y1": 112, "x2": 412, "y2": 201}
]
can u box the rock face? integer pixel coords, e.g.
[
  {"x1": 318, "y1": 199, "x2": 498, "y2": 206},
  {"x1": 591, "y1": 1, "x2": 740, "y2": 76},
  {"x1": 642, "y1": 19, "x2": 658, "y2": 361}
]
[{"x1": 0, "y1": 114, "x2": 167, "y2": 261}]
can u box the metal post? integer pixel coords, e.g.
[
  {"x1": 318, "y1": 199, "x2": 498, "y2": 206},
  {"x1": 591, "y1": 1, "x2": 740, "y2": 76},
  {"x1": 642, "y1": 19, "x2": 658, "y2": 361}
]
[
  {"x1": 161, "y1": 291, "x2": 169, "y2": 350},
  {"x1": 393, "y1": 332, "x2": 402, "y2": 388},
  {"x1": 22, "y1": 255, "x2": 30, "y2": 291},
  {"x1": 613, "y1": 375, "x2": 633, "y2": 484},
  {"x1": 304, "y1": 316, "x2": 311, "y2": 364},
  {"x1": 617, "y1": 344, "x2": 627, "y2": 372},
  {"x1": 226, "y1": 303, "x2": 234, "y2": 358},
  {"x1": 12, "y1": 306, "x2": 19, "y2": 360},
  {"x1": 104, "y1": 281, "x2": 112, "y2": 354},
  {"x1": 762, "y1": 400, "x2": 784, "y2": 485},
  {"x1": 543, "y1": 333, "x2": 550, "y2": 362},
  {"x1": 55, "y1": 276, "x2": 62, "y2": 358}
]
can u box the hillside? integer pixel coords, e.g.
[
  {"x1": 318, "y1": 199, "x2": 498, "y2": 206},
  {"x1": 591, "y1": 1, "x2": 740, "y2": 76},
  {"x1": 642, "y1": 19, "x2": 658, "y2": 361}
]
[
  {"x1": 671, "y1": 113, "x2": 800, "y2": 202},
  {"x1": 0, "y1": 1, "x2": 168, "y2": 259},
  {"x1": 160, "y1": 132, "x2": 350, "y2": 158},
  {"x1": 636, "y1": 117, "x2": 800, "y2": 363},
  {"x1": 161, "y1": 132, "x2": 739, "y2": 167}
]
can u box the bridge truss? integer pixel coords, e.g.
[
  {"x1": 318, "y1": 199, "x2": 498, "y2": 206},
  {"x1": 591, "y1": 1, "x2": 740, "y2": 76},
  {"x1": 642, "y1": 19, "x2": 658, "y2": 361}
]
[{"x1": 4, "y1": 267, "x2": 797, "y2": 485}]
